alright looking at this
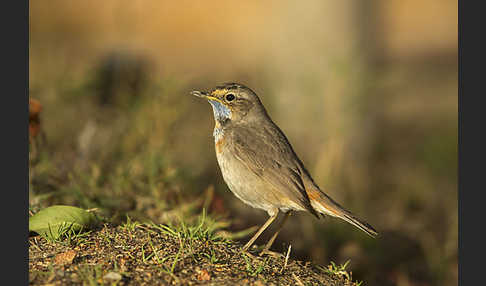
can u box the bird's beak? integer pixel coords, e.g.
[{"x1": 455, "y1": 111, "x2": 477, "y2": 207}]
[
  {"x1": 190, "y1": 90, "x2": 222, "y2": 103},
  {"x1": 190, "y1": 90, "x2": 208, "y2": 98}
]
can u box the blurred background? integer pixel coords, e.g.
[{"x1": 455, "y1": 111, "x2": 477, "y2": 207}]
[{"x1": 29, "y1": 1, "x2": 457, "y2": 285}]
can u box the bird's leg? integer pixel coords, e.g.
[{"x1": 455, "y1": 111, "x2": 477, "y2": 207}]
[
  {"x1": 259, "y1": 211, "x2": 292, "y2": 256},
  {"x1": 242, "y1": 210, "x2": 279, "y2": 252}
]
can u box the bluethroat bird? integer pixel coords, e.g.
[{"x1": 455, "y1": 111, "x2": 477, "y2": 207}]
[{"x1": 191, "y1": 83, "x2": 378, "y2": 255}]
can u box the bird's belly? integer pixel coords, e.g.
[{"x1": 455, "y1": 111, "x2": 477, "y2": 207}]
[{"x1": 215, "y1": 149, "x2": 278, "y2": 214}]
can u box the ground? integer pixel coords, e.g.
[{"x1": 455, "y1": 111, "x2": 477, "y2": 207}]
[{"x1": 29, "y1": 220, "x2": 361, "y2": 286}]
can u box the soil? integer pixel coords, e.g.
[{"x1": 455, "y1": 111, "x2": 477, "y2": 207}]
[{"x1": 29, "y1": 223, "x2": 359, "y2": 286}]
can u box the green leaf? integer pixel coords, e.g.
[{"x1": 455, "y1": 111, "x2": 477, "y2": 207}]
[{"x1": 29, "y1": 205, "x2": 98, "y2": 240}]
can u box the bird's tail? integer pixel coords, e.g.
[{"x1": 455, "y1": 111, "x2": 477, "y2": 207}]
[
  {"x1": 336, "y1": 210, "x2": 378, "y2": 237},
  {"x1": 307, "y1": 188, "x2": 378, "y2": 237}
]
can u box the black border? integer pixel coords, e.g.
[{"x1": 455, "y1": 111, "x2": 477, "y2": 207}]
[
  {"x1": 1, "y1": 0, "x2": 29, "y2": 284},
  {"x1": 458, "y1": 0, "x2": 482, "y2": 285}
]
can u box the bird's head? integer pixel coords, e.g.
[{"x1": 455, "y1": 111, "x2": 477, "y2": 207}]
[{"x1": 191, "y1": 83, "x2": 267, "y2": 125}]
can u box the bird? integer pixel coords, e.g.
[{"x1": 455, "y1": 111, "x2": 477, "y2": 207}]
[{"x1": 190, "y1": 83, "x2": 378, "y2": 255}]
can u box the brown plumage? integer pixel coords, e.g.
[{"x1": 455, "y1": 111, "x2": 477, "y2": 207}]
[{"x1": 191, "y1": 83, "x2": 377, "y2": 254}]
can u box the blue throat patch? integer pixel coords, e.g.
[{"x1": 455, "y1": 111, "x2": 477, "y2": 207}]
[{"x1": 208, "y1": 100, "x2": 231, "y2": 122}]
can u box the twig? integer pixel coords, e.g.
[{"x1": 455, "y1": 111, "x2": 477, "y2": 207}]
[
  {"x1": 292, "y1": 273, "x2": 305, "y2": 286},
  {"x1": 280, "y1": 244, "x2": 292, "y2": 274}
]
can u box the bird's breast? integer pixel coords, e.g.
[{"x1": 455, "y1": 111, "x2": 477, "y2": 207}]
[{"x1": 213, "y1": 126, "x2": 226, "y2": 154}]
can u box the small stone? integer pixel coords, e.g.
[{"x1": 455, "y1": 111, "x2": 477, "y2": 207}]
[
  {"x1": 197, "y1": 269, "x2": 211, "y2": 281},
  {"x1": 53, "y1": 250, "x2": 77, "y2": 265},
  {"x1": 103, "y1": 272, "x2": 122, "y2": 283}
]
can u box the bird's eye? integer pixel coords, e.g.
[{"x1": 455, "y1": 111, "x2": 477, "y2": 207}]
[{"x1": 225, "y1": 93, "x2": 235, "y2": 102}]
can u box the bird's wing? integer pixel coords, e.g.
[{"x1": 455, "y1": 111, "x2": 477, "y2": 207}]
[{"x1": 229, "y1": 124, "x2": 319, "y2": 217}]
